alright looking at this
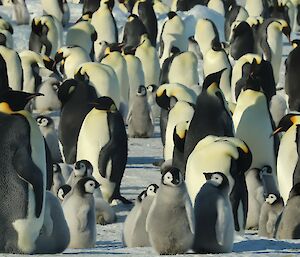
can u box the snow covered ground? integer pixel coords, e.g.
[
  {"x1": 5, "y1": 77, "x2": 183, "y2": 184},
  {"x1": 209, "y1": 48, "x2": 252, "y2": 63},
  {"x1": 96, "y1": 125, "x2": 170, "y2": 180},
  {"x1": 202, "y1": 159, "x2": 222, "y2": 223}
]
[{"x1": 1, "y1": 0, "x2": 300, "y2": 256}]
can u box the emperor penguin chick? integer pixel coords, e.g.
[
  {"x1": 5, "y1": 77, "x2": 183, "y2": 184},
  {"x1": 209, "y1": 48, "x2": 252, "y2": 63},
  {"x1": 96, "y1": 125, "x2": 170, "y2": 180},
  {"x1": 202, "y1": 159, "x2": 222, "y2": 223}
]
[
  {"x1": 146, "y1": 167, "x2": 194, "y2": 255},
  {"x1": 193, "y1": 172, "x2": 234, "y2": 254},
  {"x1": 128, "y1": 85, "x2": 154, "y2": 138},
  {"x1": 62, "y1": 177, "x2": 100, "y2": 248},
  {"x1": 51, "y1": 163, "x2": 65, "y2": 196}
]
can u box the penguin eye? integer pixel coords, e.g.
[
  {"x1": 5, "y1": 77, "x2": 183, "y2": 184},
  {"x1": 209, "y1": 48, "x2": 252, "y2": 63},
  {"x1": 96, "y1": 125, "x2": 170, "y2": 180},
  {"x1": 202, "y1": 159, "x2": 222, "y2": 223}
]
[
  {"x1": 80, "y1": 163, "x2": 85, "y2": 169},
  {"x1": 90, "y1": 182, "x2": 94, "y2": 187},
  {"x1": 53, "y1": 84, "x2": 59, "y2": 92}
]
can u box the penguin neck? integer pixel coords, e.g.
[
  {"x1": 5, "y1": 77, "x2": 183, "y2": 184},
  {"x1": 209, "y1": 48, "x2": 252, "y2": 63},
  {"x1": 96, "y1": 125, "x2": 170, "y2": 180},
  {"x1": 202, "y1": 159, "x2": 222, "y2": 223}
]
[{"x1": 0, "y1": 102, "x2": 13, "y2": 114}]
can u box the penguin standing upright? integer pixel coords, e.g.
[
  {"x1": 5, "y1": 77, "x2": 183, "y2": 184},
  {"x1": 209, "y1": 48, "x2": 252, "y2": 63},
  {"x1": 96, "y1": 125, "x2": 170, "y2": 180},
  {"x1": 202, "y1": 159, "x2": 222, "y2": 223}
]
[
  {"x1": 0, "y1": 91, "x2": 47, "y2": 253},
  {"x1": 245, "y1": 0, "x2": 269, "y2": 17},
  {"x1": 83, "y1": 0, "x2": 114, "y2": 15},
  {"x1": 76, "y1": 97, "x2": 130, "y2": 204},
  {"x1": 41, "y1": 0, "x2": 67, "y2": 26},
  {"x1": 193, "y1": 172, "x2": 234, "y2": 253},
  {"x1": 12, "y1": 0, "x2": 30, "y2": 25}
]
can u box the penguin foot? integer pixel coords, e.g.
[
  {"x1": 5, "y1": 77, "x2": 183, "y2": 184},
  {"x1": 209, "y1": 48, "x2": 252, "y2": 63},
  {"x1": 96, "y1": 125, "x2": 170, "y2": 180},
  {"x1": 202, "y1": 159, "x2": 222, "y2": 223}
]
[{"x1": 112, "y1": 195, "x2": 132, "y2": 205}]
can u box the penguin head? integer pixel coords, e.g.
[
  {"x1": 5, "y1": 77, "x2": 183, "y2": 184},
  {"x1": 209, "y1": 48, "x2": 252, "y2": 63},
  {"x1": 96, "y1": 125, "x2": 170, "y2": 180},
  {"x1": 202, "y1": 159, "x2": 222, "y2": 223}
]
[
  {"x1": 146, "y1": 84, "x2": 158, "y2": 94},
  {"x1": 137, "y1": 190, "x2": 147, "y2": 203},
  {"x1": 57, "y1": 79, "x2": 80, "y2": 104},
  {"x1": 167, "y1": 11, "x2": 177, "y2": 20},
  {"x1": 272, "y1": 113, "x2": 300, "y2": 135},
  {"x1": 265, "y1": 193, "x2": 281, "y2": 205},
  {"x1": 156, "y1": 88, "x2": 177, "y2": 110},
  {"x1": 204, "y1": 172, "x2": 229, "y2": 191},
  {"x1": 77, "y1": 177, "x2": 100, "y2": 195},
  {"x1": 31, "y1": 17, "x2": 42, "y2": 36},
  {"x1": 173, "y1": 120, "x2": 190, "y2": 153},
  {"x1": 273, "y1": 19, "x2": 291, "y2": 42},
  {"x1": 136, "y1": 85, "x2": 147, "y2": 96},
  {"x1": 211, "y1": 37, "x2": 223, "y2": 51},
  {"x1": 74, "y1": 160, "x2": 93, "y2": 177},
  {"x1": 101, "y1": 0, "x2": 115, "y2": 11},
  {"x1": 57, "y1": 184, "x2": 72, "y2": 201},
  {"x1": 162, "y1": 167, "x2": 183, "y2": 187},
  {"x1": 52, "y1": 163, "x2": 61, "y2": 174},
  {"x1": 202, "y1": 68, "x2": 226, "y2": 92},
  {"x1": 77, "y1": 12, "x2": 93, "y2": 22},
  {"x1": 36, "y1": 115, "x2": 53, "y2": 128},
  {"x1": 146, "y1": 184, "x2": 159, "y2": 196},
  {"x1": 231, "y1": 21, "x2": 251, "y2": 40},
  {"x1": 91, "y1": 97, "x2": 117, "y2": 112},
  {"x1": 0, "y1": 90, "x2": 43, "y2": 113},
  {"x1": 288, "y1": 183, "x2": 300, "y2": 200},
  {"x1": 292, "y1": 39, "x2": 300, "y2": 49}
]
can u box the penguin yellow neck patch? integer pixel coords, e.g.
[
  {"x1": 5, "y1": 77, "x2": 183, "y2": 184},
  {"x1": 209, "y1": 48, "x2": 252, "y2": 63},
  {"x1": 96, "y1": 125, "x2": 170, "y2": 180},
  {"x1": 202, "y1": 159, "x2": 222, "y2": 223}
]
[{"x1": 0, "y1": 102, "x2": 13, "y2": 114}]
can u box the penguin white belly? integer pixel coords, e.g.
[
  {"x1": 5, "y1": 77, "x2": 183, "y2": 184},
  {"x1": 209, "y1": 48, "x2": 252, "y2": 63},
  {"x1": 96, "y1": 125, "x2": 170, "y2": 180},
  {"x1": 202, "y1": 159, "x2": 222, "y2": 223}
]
[
  {"x1": 41, "y1": 0, "x2": 63, "y2": 23},
  {"x1": 277, "y1": 127, "x2": 298, "y2": 203},
  {"x1": 245, "y1": 0, "x2": 264, "y2": 17},
  {"x1": 195, "y1": 21, "x2": 216, "y2": 57},
  {"x1": 207, "y1": 0, "x2": 225, "y2": 16},
  {"x1": 65, "y1": 54, "x2": 89, "y2": 79},
  {"x1": 233, "y1": 91, "x2": 276, "y2": 173}
]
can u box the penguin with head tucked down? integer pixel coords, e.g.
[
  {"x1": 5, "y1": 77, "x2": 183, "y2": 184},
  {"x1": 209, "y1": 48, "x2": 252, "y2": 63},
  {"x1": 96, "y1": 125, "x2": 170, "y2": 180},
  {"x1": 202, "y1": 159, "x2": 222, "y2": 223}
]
[
  {"x1": 0, "y1": 90, "x2": 47, "y2": 253},
  {"x1": 76, "y1": 96, "x2": 130, "y2": 204},
  {"x1": 193, "y1": 172, "x2": 234, "y2": 253},
  {"x1": 83, "y1": 0, "x2": 114, "y2": 15}
]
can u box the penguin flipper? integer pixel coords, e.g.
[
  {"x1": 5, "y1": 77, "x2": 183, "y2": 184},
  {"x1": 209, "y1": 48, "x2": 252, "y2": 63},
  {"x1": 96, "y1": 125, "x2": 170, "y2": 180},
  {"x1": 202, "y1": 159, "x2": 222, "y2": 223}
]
[
  {"x1": 266, "y1": 212, "x2": 278, "y2": 235},
  {"x1": 98, "y1": 140, "x2": 114, "y2": 179},
  {"x1": 185, "y1": 197, "x2": 195, "y2": 234},
  {"x1": 13, "y1": 144, "x2": 44, "y2": 218},
  {"x1": 77, "y1": 206, "x2": 89, "y2": 232},
  {"x1": 261, "y1": 39, "x2": 271, "y2": 61},
  {"x1": 216, "y1": 197, "x2": 228, "y2": 246}
]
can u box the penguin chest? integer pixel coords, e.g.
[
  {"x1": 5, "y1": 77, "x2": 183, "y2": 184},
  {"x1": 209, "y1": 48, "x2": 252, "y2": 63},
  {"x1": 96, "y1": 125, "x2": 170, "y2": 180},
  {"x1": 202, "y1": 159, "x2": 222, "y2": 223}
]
[{"x1": 266, "y1": 27, "x2": 282, "y2": 61}]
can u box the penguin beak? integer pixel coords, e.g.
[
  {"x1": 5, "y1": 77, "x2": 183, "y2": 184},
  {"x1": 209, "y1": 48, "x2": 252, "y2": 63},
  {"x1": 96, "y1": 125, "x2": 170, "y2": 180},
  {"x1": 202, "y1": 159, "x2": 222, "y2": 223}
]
[
  {"x1": 282, "y1": 26, "x2": 291, "y2": 43},
  {"x1": 95, "y1": 181, "x2": 100, "y2": 189},
  {"x1": 270, "y1": 127, "x2": 283, "y2": 137},
  {"x1": 204, "y1": 172, "x2": 212, "y2": 181},
  {"x1": 54, "y1": 51, "x2": 64, "y2": 68}
]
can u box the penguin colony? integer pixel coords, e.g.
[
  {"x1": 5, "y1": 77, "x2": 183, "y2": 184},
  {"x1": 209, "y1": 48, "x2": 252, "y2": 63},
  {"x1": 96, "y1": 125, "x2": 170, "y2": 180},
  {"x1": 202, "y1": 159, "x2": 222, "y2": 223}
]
[{"x1": 1, "y1": 0, "x2": 300, "y2": 255}]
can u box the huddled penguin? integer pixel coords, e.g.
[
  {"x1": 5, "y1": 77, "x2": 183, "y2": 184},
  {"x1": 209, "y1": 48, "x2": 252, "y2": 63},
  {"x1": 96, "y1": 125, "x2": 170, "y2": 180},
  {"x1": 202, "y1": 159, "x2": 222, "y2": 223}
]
[
  {"x1": 123, "y1": 184, "x2": 159, "y2": 247},
  {"x1": 58, "y1": 79, "x2": 97, "y2": 164},
  {"x1": 83, "y1": 0, "x2": 114, "y2": 15},
  {"x1": 12, "y1": 0, "x2": 30, "y2": 25},
  {"x1": 207, "y1": 0, "x2": 225, "y2": 15},
  {"x1": 41, "y1": 0, "x2": 70, "y2": 26},
  {"x1": 193, "y1": 172, "x2": 234, "y2": 253},
  {"x1": 172, "y1": 0, "x2": 204, "y2": 11},
  {"x1": 285, "y1": 39, "x2": 300, "y2": 111},
  {"x1": 128, "y1": 85, "x2": 154, "y2": 138},
  {"x1": 276, "y1": 183, "x2": 300, "y2": 239},
  {"x1": 0, "y1": 16, "x2": 14, "y2": 48},
  {"x1": 272, "y1": 113, "x2": 300, "y2": 203},
  {"x1": 36, "y1": 115, "x2": 62, "y2": 163},
  {"x1": 0, "y1": 90, "x2": 47, "y2": 253},
  {"x1": 185, "y1": 136, "x2": 251, "y2": 234},
  {"x1": 245, "y1": 0, "x2": 269, "y2": 17},
  {"x1": 258, "y1": 193, "x2": 284, "y2": 238},
  {"x1": 51, "y1": 163, "x2": 65, "y2": 196},
  {"x1": 146, "y1": 167, "x2": 194, "y2": 255},
  {"x1": 76, "y1": 96, "x2": 130, "y2": 204},
  {"x1": 35, "y1": 191, "x2": 70, "y2": 253},
  {"x1": 62, "y1": 177, "x2": 100, "y2": 248}
]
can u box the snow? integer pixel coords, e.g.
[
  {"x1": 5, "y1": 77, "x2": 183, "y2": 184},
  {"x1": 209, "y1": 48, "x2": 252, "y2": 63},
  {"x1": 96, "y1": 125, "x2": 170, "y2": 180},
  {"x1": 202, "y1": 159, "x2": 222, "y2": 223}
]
[{"x1": 0, "y1": 0, "x2": 300, "y2": 256}]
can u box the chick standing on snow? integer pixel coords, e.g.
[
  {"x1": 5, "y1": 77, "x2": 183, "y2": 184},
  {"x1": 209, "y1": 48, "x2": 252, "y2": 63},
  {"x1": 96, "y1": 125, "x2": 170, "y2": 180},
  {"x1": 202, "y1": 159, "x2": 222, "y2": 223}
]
[{"x1": 146, "y1": 167, "x2": 194, "y2": 255}]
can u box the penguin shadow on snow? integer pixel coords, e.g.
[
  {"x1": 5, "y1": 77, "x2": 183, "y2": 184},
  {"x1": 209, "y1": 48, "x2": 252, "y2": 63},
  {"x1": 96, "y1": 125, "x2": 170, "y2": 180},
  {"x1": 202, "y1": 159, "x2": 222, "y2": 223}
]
[{"x1": 127, "y1": 156, "x2": 161, "y2": 167}]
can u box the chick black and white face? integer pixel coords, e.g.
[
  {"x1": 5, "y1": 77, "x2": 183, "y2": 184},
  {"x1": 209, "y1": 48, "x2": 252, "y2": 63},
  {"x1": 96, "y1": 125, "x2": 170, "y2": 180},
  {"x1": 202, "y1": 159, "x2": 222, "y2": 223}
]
[
  {"x1": 137, "y1": 190, "x2": 147, "y2": 202},
  {"x1": 84, "y1": 179, "x2": 98, "y2": 194},
  {"x1": 205, "y1": 172, "x2": 229, "y2": 189},
  {"x1": 74, "y1": 160, "x2": 93, "y2": 177},
  {"x1": 57, "y1": 184, "x2": 72, "y2": 201},
  {"x1": 162, "y1": 168, "x2": 183, "y2": 187},
  {"x1": 146, "y1": 184, "x2": 159, "y2": 196},
  {"x1": 53, "y1": 163, "x2": 59, "y2": 173},
  {"x1": 210, "y1": 173, "x2": 223, "y2": 186},
  {"x1": 36, "y1": 116, "x2": 51, "y2": 127},
  {"x1": 137, "y1": 85, "x2": 147, "y2": 96},
  {"x1": 266, "y1": 194, "x2": 277, "y2": 205}
]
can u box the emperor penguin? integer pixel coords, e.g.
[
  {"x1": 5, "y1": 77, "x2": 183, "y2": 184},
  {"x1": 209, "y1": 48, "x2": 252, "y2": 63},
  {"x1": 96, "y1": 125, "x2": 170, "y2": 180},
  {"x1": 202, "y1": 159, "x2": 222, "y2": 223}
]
[
  {"x1": 33, "y1": 78, "x2": 62, "y2": 113},
  {"x1": 185, "y1": 136, "x2": 252, "y2": 234},
  {"x1": 272, "y1": 113, "x2": 300, "y2": 204},
  {"x1": 54, "y1": 46, "x2": 91, "y2": 79},
  {"x1": 51, "y1": 163, "x2": 65, "y2": 196},
  {"x1": 184, "y1": 69, "x2": 234, "y2": 168},
  {"x1": 76, "y1": 96, "x2": 131, "y2": 204},
  {"x1": 0, "y1": 91, "x2": 47, "y2": 253},
  {"x1": 34, "y1": 191, "x2": 70, "y2": 254},
  {"x1": 124, "y1": 184, "x2": 159, "y2": 247},
  {"x1": 153, "y1": 0, "x2": 170, "y2": 14},
  {"x1": 256, "y1": 18, "x2": 291, "y2": 84},
  {"x1": 203, "y1": 39, "x2": 232, "y2": 102},
  {"x1": 83, "y1": 0, "x2": 114, "y2": 15},
  {"x1": 275, "y1": 183, "x2": 300, "y2": 239},
  {"x1": 122, "y1": 14, "x2": 147, "y2": 49},
  {"x1": 91, "y1": 0, "x2": 118, "y2": 61},
  {"x1": 193, "y1": 172, "x2": 234, "y2": 253},
  {"x1": 285, "y1": 39, "x2": 300, "y2": 111},
  {"x1": 133, "y1": 0, "x2": 157, "y2": 46},
  {"x1": 146, "y1": 167, "x2": 194, "y2": 255},
  {"x1": 135, "y1": 34, "x2": 160, "y2": 88},
  {"x1": 146, "y1": 84, "x2": 160, "y2": 121},
  {"x1": 269, "y1": 0, "x2": 295, "y2": 30},
  {"x1": 12, "y1": 0, "x2": 29, "y2": 25},
  {"x1": 41, "y1": 0, "x2": 69, "y2": 26},
  {"x1": 0, "y1": 45, "x2": 23, "y2": 92},
  {"x1": 66, "y1": 17, "x2": 97, "y2": 60},
  {"x1": 66, "y1": 160, "x2": 93, "y2": 186},
  {"x1": 62, "y1": 177, "x2": 100, "y2": 248},
  {"x1": 127, "y1": 85, "x2": 154, "y2": 138},
  {"x1": 0, "y1": 17, "x2": 13, "y2": 48},
  {"x1": 194, "y1": 18, "x2": 220, "y2": 58},
  {"x1": 36, "y1": 115, "x2": 62, "y2": 163},
  {"x1": 207, "y1": 0, "x2": 225, "y2": 15},
  {"x1": 57, "y1": 79, "x2": 98, "y2": 164},
  {"x1": 258, "y1": 193, "x2": 284, "y2": 238},
  {"x1": 159, "y1": 12, "x2": 188, "y2": 65},
  {"x1": 245, "y1": 0, "x2": 269, "y2": 17},
  {"x1": 171, "y1": 0, "x2": 205, "y2": 11}
]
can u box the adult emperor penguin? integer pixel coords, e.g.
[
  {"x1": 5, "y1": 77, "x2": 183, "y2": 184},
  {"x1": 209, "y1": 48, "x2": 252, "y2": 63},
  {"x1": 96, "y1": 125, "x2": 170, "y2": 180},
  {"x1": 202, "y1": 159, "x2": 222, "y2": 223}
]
[
  {"x1": 285, "y1": 39, "x2": 300, "y2": 111},
  {"x1": 159, "y1": 12, "x2": 187, "y2": 65},
  {"x1": 76, "y1": 96, "x2": 130, "y2": 204},
  {"x1": 0, "y1": 90, "x2": 47, "y2": 253},
  {"x1": 0, "y1": 16, "x2": 13, "y2": 48},
  {"x1": 256, "y1": 18, "x2": 291, "y2": 84},
  {"x1": 41, "y1": 0, "x2": 69, "y2": 26},
  {"x1": 34, "y1": 191, "x2": 70, "y2": 253},
  {"x1": 83, "y1": 0, "x2": 114, "y2": 15},
  {"x1": 185, "y1": 136, "x2": 251, "y2": 234},
  {"x1": 275, "y1": 183, "x2": 300, "y2": 239},
  {"x1": 258, "y1": 193, "x2": 284, "y2": 238},
  {"x1": 146, "y1": 167, "x2": 194, "y2": 255},
  {"x1": 62, "y1": 177, "x2": 100, "y2": 248},
  {"x1": 127, "y1": 85, "x2": 154, "y2": 138},
  {"x1": 124, "y1": 184, "x2": 159, "y2": 247},
  {"x1": 0, "y1": 45, "x2": 23, "y2": 92},
  {"x1": 66, "y1": 17, "x2": 97, "y2": 60},
  {"x1": 51, "y1": 163, "x2": 65, "y2": 196},
  {"x1": 58, "y1": 79, "x2": 98, "y2": 164},
  {"x1": 12, "y1": 0, "x2": 30, "y2": 25},
  {"x1": 245, "y1": 0, "x2": 269, "y2": 17},
  {"x1": 36, "y1": 115, "x2": 62, "y2": 163},
  {"x1": 272, "y1": 113, "x2": 300, "y2": 203},
  {"x1": 54, "y1": 46, "x2": 91, "y2": 79},
  {"x1": 193, "y1": 172, "x2": 234, "y2": 253},
  {"x1": 184, "y1": 69, "x2": 234, "y2": 168},
  {"x1": 91, "y1": 0, "x2": 118, "y2": 61},
  {"x1": 133, "y1": 0, "x2": 157, "y2": 47}
]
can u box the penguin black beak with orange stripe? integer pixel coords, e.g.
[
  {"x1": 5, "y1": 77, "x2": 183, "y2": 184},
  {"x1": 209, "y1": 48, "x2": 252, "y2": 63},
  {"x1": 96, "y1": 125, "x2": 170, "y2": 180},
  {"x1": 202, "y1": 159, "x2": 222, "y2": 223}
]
[
  {"x1": 282, "y1": 24, "x2": 291, "y2": 43},
  {"x1": 271, "y1": 113, "x2": 300, "y2": 136},
  {"x1": 202, "y1": 68, "x2": 226, "y2": 91},
  {"x1": 156, "y1": 88, "x2": 178, "y2": 111},
  {"x1": 31, "y1": 18, "x2": 43, "y2": 36},
  {"x1": 0, "y1": 90, "x2": 44, "y2": 112}
]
